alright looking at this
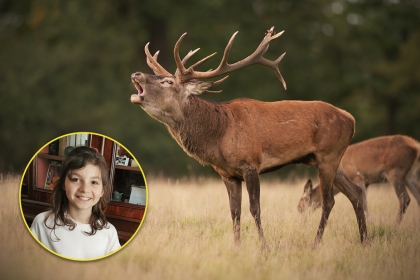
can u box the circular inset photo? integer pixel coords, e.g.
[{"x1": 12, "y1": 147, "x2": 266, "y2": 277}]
[{"x1": 19, "y1": 132, "x2": 148, "y2": 261}]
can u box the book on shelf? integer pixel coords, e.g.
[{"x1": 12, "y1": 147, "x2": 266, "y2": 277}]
[
  {"x1": 48, "y1": 140, "x2": 59, "y2": 156},
  {"x1": 58, "y1": 137, "x2": 68, "y2": 157},
  {"x1": 57, "y1": 134, "x2": 89, "y2": 156},
  {"x1": 44, "y1": 162, "x2": 62, "y2": 190}
]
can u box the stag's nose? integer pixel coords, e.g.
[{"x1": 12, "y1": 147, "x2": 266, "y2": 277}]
[{"x1": 131, "y1": 72, "x2": 142, "y2": 80}]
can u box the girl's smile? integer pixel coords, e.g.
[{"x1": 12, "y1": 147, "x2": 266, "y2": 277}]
[{"x1": 64, "y1": 163, "x2": 104, "y2": 223}]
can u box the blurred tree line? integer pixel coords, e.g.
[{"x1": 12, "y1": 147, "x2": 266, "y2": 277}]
[{"x1": 1, "y1": 0, "x2": 419, "y2": 178}]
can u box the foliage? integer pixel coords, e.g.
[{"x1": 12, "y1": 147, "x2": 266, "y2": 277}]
[{"x1": 1, "y1": 0, "x2": 419, "y2": 177}]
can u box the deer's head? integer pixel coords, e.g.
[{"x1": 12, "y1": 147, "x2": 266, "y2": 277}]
[
  {"x1": 131, "y1": 27, "x2": 287, "y2": 125},
  {"x1": 297, "y1": 179, "x2": 322, "y2": 213}
]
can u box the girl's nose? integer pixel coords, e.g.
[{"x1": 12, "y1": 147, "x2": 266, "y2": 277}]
[{"x1": 78, "y1": 182, "x2": 88, "y2": 191}]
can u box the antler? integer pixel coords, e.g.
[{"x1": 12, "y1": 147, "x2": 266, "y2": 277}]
[
  {"x1": 145, "y1": 43, "x2": 171, "y2": 76},
  {"x1": 174, "y1": 26, "x2": 287, "y2": 90},
  {"x1": 144, "y1": 26, "x2": 287, "y2": 90}
]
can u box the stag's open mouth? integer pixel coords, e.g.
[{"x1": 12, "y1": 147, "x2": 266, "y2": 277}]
[{"x1": 131, "y1": 79, "x2": 145, "y2": 104}]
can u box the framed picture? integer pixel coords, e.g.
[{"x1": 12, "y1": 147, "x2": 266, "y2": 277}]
[
  {"x1": 129, "y1": 186, "x2": 146, "y2": 205},
  {"x1": 115, "y1": 156, "x2": 130, "y2": 166},
  {"x1": 45, "y1": 163, "x2": 61, "y2": 190}
]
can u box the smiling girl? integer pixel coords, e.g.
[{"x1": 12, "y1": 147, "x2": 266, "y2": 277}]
[{"x1": 31, "y1": 146, "x2": 121, "y2": 259}]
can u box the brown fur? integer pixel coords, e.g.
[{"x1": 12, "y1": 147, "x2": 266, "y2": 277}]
[
  {"x1": 131, "y1": 72, "x2": 367, "y2": 248},
  {"x1": 298, "y1": 135, "x2": 420, "y2": 223}
]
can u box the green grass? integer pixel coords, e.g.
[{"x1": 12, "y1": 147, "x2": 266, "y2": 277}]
[{"x1": 1, "y1": 175, "x2": 420, "y2": 279}]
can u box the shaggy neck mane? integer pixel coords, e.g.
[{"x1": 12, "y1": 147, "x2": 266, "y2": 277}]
[{"x1": 166, "y1": 95, "x2": 229, "y2": 165}]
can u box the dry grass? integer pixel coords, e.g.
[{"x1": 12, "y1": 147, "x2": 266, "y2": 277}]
[{"x1": 1, "y1": 174, "x2": 420, "y2": 280}]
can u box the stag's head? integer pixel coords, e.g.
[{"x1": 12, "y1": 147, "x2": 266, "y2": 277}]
[
  {"x1": 130, "y1": 27, "x2": 287, "y2": 124},
  {"x1": 297, "y1": 179, "x2": 322, "y2": 213}
]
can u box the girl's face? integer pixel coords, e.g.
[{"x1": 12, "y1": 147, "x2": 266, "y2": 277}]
[{"x1": 64, "y1": 163, "x2": 104, "y2": 221}]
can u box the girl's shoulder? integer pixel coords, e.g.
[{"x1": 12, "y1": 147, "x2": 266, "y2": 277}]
[
  {"x1": 102, "y1": 221, "x2": 117, "y2": 233},
  {"x1": 33, "y1": 210, "x2": 53, "y2": 222},
  {"x1": 31, "y1": 210, "x2": 55, "y2": 231}
]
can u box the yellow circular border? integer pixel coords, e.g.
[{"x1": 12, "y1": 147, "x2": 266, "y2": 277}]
[{"x1": 19, "y1": 132, "x2": 149, "y2": 262}]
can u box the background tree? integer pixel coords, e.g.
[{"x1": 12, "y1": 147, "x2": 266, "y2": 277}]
[{"x1": 1, "y1": 0, "x2": 419, "y2": 178}]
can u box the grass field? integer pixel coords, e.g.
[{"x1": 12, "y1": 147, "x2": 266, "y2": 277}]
[{"x1": 1, "y1": 174, "x2": 420, "y2": 279}]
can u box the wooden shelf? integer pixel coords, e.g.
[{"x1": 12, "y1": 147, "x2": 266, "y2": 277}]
[
  {"x1": 115, "y1": 165, "x2": 141, "y2": 172},
  {"x1": 37, "y1": 153, "x2": 65, "y2": 161}
]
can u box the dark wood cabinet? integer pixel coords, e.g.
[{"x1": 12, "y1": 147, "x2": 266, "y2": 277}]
[{"x1": 20, "y1": 133, "x2": 147, "y2": 245}]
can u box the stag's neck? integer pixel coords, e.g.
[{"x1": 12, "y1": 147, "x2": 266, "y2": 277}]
[{"x1": 166, "y1": 96, "x2": 229, "y2": 165}]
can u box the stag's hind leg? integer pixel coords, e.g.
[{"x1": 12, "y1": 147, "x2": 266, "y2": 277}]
[
  {"x1": 222, "y1": 176, "x2": 242, "y2": 247},
  {"x1": 314, "y1": 163, "x2": 337, "y2": 247},
  {"x1": 334, "y1": 165, "x2": 368, "y2": 243},
  {"x1": 244, "y1": 168, "x2": 268, "y2": 250}
]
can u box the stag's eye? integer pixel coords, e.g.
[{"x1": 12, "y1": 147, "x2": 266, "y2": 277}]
[{"x1": 161, "y1": 80, "x2": 173, "y2": 85}]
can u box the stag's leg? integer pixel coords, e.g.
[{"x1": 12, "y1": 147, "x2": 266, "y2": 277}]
[
  {"x1": 353, "y1": 176, "x2": 369, "y2": 218},
  {"x1": 387, "y1": 172, "x2": 410, "y2": 224},
  {"x1": 244, "y1": 168, "x2": 268, "y2": 250},
  {"x1": 334, "y1": 165, "x2": 368, "y2": 244},
  {"x1": 406, "y1": 179, "x2": 420, "y2": 207},
  {"x1": 221, "y1": 176, "x2": 242, "y2": 247},
  {"x1": 314, "y1": 163, "x2": 336, "y2": 247}
]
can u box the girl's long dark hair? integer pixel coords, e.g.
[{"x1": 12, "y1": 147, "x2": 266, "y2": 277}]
[{"x1": 45, "y1": 146, "x2": 111, "y2": 239}]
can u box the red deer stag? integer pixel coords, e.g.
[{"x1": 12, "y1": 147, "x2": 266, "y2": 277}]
[
  {"x1": 298, "y1": 135, "x2": 420, "y2": 223},
  {"x1": 130, "y1": 27, "x2": 367, "y2": 248}
]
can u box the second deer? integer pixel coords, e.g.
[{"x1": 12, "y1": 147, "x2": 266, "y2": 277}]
[{"x1": 298, "y1": 135, "x2": 420, "y2": 223}]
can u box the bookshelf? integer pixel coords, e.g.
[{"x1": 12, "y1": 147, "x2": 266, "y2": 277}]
[{"x1": 20, "y1": 133, "x2": 147, "y2": 245}]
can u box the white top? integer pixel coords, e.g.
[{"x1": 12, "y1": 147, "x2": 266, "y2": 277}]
[{"x1": 31, "y1": 211, "x2": 121, "y2": 259}]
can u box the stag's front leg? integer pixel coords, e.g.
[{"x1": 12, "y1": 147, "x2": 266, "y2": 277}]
[
  {"x1": 222, "y1": 176, "x2": 242, "y2": 247},
  {"x1": 244, "y1": 168, "x2": 269, "y2": 251}
]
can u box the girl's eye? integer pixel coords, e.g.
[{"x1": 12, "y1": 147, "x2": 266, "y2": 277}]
[
  {"x1": 92, "y1": 180, "x2": 100, "y2": 185},
  {"x1": 70, "y1": 178, "x2": 80, "y2": 182}
]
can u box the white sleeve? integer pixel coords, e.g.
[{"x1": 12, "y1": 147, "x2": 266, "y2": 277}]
[
  {"x1": 106, "y1": 223, "x2": 121, "y2": 254},
  {"x1": 30, "y1": 212, "x2": 46, "y2": 240}
]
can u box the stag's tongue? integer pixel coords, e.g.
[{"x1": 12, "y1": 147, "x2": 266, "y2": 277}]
[
  {"x1": 135, "y1": 83, "x2": 145, "y2": 101},
  {"x1": 138, "y1": 88, "x2": 144, "y2": 101}
]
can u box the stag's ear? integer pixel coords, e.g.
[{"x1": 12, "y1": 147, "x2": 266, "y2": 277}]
[
  {"x1": 184, "y1": 80, "x2": 213, "y2": 95},
  {"x1": 304, "y1": 179, "x2": 313, "y2": 194}
]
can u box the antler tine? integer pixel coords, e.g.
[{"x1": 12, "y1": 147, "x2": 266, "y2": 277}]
[
  {"x1": 174, "y1": 49, "x2": 219, "y2": 76},
  {"x1": 174, "y1": 33, "x2": 189, "y2": 77},
  {"x1": 204, "y1": 90, "x2": 223, "y2": 94},
  {"x1": 181, "y1": 48, "x2": 200, "y2": 65},
  {"x1": 174, "y1": 48, "x2": 199, "y2": 76},
  {"x1": 146, "y1": 50, "x2": 162, "y2": 75},
  {"x1": 188, "y1": 52, "x2": 217, "y2": 71},
  {"x1": 218, "y1": 31, "x2": 239, "y2": 68},
  {"x1": 145, "y1": 42, "x2": 171, "y2": 76},
  {"x1": 174, "y1": 26, "x2": 287, "y2": 90},
  {"x1": 202, "y1": 76, "x2": 230, "y2": 95},
  {"x1": 212, "y1": 75, "x2": 229, "y2": 87}
]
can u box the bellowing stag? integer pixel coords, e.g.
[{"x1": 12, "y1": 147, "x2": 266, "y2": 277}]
[
  {"x1": 130, "y1": 27, "x2": 367, "y2": 248},
  {"x1": 298, "y1": 135, "x2": 420, "y2": 223}
]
